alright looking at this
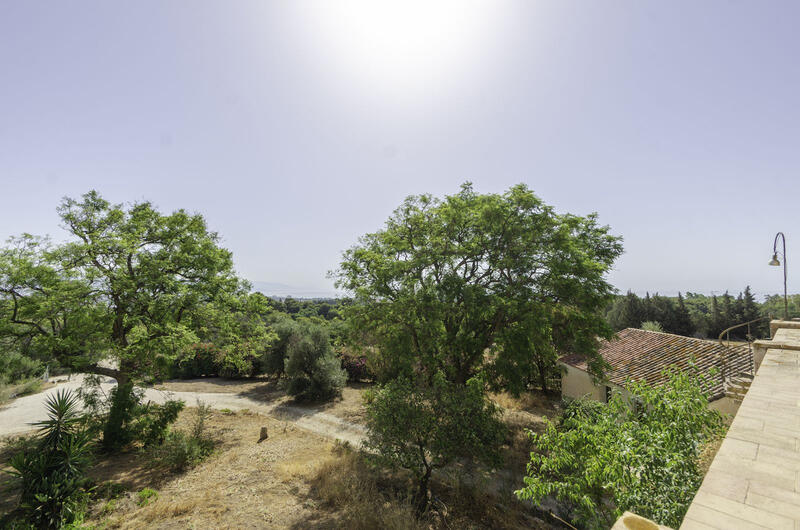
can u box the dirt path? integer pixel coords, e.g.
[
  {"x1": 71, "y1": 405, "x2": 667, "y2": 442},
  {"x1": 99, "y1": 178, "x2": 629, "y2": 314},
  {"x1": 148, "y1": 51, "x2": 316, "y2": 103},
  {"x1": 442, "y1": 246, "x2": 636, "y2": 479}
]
[{"x1": 0, "y1": 376, "x2": 366, "y2": 447}]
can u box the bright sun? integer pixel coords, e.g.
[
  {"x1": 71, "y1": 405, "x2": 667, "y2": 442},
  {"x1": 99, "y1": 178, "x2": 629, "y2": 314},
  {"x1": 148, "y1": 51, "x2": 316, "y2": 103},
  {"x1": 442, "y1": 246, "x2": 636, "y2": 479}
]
[{"x1": 291, "y1": 0, "x2": 510, "y2": 100}]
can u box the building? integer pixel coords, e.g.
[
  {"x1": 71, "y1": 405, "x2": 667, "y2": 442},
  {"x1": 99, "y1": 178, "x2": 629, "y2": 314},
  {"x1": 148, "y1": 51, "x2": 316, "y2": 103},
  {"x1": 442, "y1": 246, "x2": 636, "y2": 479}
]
[{"x1": 559, "y1": 327, "x2": 751, "y2": 416}]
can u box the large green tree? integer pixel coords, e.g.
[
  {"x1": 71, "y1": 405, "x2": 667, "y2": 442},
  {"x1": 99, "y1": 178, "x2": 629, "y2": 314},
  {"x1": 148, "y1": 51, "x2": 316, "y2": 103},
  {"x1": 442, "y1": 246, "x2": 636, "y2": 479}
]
[
  {"x1": 335, "y1": 184, "x2": 623, "y2": 393},
  {"x1": 0, "y1": 191, "x2": 242, "y2": 444}
]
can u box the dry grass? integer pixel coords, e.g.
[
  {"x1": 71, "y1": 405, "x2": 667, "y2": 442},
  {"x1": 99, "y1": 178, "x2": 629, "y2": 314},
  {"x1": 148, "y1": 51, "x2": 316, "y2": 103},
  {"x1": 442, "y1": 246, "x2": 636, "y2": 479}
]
[
  {"x1": 307, "y1": 445, "x2": 422, "y2": 530},
  {"x1": 698, "y1": 435, "x2": 724, "y2": 475},
  {"x1": 305, "y1": 443, "x2": 555, "y2": 529},
  {"x1": 88, "y1": 408, "x2": 338, "y2": 529}
]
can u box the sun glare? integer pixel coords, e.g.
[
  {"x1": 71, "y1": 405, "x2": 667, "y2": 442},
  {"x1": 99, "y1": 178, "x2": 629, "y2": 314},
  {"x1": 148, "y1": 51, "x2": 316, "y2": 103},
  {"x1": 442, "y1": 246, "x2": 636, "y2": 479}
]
[{"x1": 291, "y1": 0, "x2": 509, "y2": 101}]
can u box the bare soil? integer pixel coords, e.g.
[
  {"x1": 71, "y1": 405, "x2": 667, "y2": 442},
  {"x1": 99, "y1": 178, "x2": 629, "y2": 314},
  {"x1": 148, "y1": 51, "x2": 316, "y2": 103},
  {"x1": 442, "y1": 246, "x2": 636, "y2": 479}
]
[
  {"x1": 0, "y1": 384, "x2": 561, "y2": 529},
  {"x1": 154, "y1": 378, "x2": 369, "y2": 424}
]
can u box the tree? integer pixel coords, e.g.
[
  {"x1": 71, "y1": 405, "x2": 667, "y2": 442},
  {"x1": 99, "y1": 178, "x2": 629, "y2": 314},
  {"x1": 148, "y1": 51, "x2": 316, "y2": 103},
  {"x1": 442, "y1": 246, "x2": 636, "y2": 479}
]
[
  {"x1": 284, "y1": 322, "x2": 346, "y2": 402},
  {"x1": 364, "y1": 374, "x2": 505, "y2": 514},
  {"x1": 672, "y1": 293, "x2": 695, "y2": 336},
  {"x1": 335, "y1": 184, "x2": 623, "y2": 393},
  {"x1": 640, "y1": 321, "x2": 664, "y2": 332},
  {"x1": 607, "y1": 291, "x2": 645, "y2": 331},
  {"x1": 0, "y1": 191, "x2": 242, "y2": 449},
  {"x1": 516, "y1": 369, "x2": 726, "y2": 528}
]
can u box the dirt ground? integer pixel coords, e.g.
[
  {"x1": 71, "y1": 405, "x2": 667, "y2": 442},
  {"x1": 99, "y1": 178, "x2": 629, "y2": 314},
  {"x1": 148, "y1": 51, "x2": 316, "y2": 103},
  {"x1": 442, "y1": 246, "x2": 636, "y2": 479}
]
[
  {"x1": 154, "y1": 378, "x2": 369, "y2": 424},
  {"x1": 0, "y1": 383, "x2": 561, "y2": 529}
]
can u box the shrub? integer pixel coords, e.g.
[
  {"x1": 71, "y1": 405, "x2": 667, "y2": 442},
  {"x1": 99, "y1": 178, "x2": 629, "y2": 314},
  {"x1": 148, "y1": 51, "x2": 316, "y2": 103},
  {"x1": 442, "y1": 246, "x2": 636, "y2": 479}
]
[
  {"x1": 516, "y1": 369, "x2": 726, "y2": 528},
  {"x1": 130, "y1": 399, "x2": 186, "y2": 447},
  {"x1": 0, "y1": 378, "x2": 43, "y2": 405},
  {"x1": 9, "y1": 389, "x2": 92, "y2": 529},
  {"x1": 339, "y1": 351, "x2": 371, "y2": 382},
  {"x1": 0, "y1": 350, "x2": 43, "y2": 382},
  {"x1": 285, "y1": 323, "x2": 346, "y2": 402},
  {"x1": 149, "y1": 402, "x2": 214, "y2": 472},
  {"x1": 136, "y1": 488, "x2": 158, "y2": 506},
  {"x1": 77, "y1": 377, "x2": 185, "y2": 451},
  {"x1": 365, "y1": 374, "x2": 505, "y2": 515},
  {"x1": 641, "y1": 321, "x2": 665, "y2": 332},
  {"x1": 171, "y1": 343, "x2": 220, "y2": 379},
  {"x1": 260, "y1": 317, "x2": 299, "y2": 378}
]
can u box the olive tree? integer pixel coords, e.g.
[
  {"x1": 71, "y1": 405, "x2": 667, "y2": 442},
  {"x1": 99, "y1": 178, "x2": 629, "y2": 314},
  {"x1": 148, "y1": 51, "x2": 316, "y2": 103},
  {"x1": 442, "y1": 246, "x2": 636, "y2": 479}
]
[{"x1": 334, "y1": 183, "x2": 623, "y2": 393}]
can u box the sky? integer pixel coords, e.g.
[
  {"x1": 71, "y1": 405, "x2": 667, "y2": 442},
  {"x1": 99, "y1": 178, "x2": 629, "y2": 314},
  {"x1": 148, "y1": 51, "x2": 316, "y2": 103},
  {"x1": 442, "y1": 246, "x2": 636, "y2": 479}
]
[{"x1": 1, "y1": 1, "x2": 798, "y2": 299}]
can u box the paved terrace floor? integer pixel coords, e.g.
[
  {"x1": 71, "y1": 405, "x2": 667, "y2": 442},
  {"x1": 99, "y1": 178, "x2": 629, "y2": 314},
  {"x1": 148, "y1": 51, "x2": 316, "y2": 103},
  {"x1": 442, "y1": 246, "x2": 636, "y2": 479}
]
[{"x1": 682, "y1": 321, "x2": 800, "y2": 530}]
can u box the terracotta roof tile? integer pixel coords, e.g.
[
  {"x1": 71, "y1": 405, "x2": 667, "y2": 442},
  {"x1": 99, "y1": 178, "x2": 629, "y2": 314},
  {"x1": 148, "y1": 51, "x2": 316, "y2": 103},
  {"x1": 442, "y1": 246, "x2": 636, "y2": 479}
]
[{"x1": 560, "y1": 328, "x2": 751, "y2": 398}]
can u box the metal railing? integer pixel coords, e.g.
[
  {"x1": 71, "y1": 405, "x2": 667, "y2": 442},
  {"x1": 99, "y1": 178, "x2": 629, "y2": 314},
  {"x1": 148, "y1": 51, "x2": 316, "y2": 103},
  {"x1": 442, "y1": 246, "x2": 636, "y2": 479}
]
[{"x1": 717, "y1": 317, "x2": 770, "y2": 383}]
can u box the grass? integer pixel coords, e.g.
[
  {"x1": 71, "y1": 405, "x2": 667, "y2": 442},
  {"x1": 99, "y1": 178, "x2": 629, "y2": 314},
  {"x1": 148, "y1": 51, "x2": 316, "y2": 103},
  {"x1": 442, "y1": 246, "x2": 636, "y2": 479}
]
[
  {"x1": 0, "y1": 378, "x2": 45, "y2": 405},
  {"x1": 136, "y1": 488, "x2": 158, "y2": 507},
  {"x1": 309, "y1": 443, "x2": 422, "y2": 530},
  {"x1": 0, "y1": 380, "x2": 562, "y2": 529}
]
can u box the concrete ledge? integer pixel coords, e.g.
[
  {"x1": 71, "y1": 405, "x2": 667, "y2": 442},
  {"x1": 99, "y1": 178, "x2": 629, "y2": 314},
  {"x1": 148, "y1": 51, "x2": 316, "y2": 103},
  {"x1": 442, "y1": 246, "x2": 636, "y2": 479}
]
[{"x1": 682, "y1": 320, "x2": 800, "y2": 529}]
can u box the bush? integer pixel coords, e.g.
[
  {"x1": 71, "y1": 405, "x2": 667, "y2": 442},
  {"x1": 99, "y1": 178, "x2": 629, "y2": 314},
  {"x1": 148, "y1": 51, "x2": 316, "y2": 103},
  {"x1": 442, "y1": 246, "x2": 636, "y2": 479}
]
[
  {"x1": 0, "y1": 378, "x2": 43, "y2": 405},
  {"x1": 170, "y1": 343, "x2": 221, "y2": 379},
  {"x1": 365, "y1": 374, "x2": 505, "y2": 515},
  {"x1": 130, "y1": 399, "x2": 186, "y2": 447},
  {"x1": 9, "y1": 389, "x2": 92, "y2": 529},
  {"x1": 77, "y1": 377, "x2": 184, "y2": 451},
  {"x1": 136, "y1": 488, "x2": 158, "y2": 507},
  {"x1": 339, "y1": 351, "x2": 371, "y2": 382},
  {"x1": 260, "y1": 317, "x2": 299, "y2": 378},
  {"x1": 516, "y1": 369, "x2": 726, "y2": 528},
  {"x1": 0, "y1": 350, "x2": 43, "y2": 382},
  {"x1": 171, "y1": 342, "x2": 263, "y2": 379},
  {"x1": 149, "y1": 402, "x2": 214, "y2": 472},
  {"x1": 285, "y1": 323, "x2": 346, "y2": 402}
]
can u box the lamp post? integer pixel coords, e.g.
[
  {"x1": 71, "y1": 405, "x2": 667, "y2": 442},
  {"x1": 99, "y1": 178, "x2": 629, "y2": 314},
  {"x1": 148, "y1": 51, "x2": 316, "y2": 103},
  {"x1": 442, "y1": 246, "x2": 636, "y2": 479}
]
[{"x1": 769, "y1": 232, "x2": 788, "y2": 320}]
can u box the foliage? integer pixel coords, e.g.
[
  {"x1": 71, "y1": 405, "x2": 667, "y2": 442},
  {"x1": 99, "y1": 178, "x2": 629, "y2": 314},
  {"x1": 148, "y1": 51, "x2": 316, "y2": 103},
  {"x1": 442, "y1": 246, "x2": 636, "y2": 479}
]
[
  {"x1": 516, "y1": 369, "x2": 726, "y2": 528},
  {"x1": 261, "y1": 316, "x2": 300, "y2": 378},
  {"x1": 179, "y1": 292, "x2": 277, "y2": 379},
  {"x1": 0, "y1": 191, "x2": 243, "y2": 449},
  {"x1": 77, "y1": 377, "x2": 184, "y2": 451},
  {"x1": 0, "y1": 378, "x2": 43, "y2": 405},
  {"x1": 335, "y1": 183, "x2": 622, "y2": 393},
  {"x1": 364, "y1": 374, "x2": 505, "y2": 514},
  {"x1": 339, "y1": 350, "x2": 372, "y2": 382},
  {"x1": 136, "y1": 488, "x2": 158, "y2": 507},
  {"x1": 148, "y1": 403, "x2": 214, "y2": 472},
  {"x1": 0, "y1": 348, "x2": 43, "y2": 384},
  {"x1": 606, "y1": 287, "x2": 773, "y2": 339},
  {"x1": 130, "y1": 399, "x2": 186, "y2": 447},
  {"x1": 8, "y1": 389, "x2": 93, "y2": 529},
  {"x1": 284, "y1": 322, "x2": 347, "y2": 402},
  {"x1": 640, "y1": 321, "x2": 664, "y2": 332}
]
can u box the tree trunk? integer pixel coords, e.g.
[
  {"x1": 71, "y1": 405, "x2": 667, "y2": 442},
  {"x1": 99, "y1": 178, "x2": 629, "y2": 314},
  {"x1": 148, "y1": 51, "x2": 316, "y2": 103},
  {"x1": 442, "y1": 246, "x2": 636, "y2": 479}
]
[{"x1": 413, "y1": 467, "x2": 432, "y2": 516}]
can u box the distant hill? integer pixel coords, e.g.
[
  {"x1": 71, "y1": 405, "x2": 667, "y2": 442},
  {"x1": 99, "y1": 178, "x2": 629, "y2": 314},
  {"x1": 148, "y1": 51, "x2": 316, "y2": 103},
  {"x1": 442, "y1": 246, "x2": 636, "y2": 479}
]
[{"x1": 250, "y1": 281, "x2": 341, "y2": 300}]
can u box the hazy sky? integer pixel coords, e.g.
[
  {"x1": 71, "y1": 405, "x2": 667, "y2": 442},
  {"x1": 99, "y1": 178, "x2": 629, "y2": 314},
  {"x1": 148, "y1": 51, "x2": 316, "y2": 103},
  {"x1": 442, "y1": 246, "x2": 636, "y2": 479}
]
[{"x1": 1, "y1": 1, "x2": 798, "y2": 298}]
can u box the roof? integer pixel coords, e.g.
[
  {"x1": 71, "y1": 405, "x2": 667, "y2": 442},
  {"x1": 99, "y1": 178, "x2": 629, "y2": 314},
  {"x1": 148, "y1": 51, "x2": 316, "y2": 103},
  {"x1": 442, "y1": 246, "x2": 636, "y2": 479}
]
[{"x1": 559, "y1": 328, "x2": 751, "y2": 399}]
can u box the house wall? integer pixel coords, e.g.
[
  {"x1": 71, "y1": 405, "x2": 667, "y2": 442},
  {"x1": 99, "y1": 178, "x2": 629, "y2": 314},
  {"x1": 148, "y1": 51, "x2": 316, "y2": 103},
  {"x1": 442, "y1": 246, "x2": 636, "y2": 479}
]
[
  {"x1": 561, "y1": 362, "x2": 739, "y2": 417},
  {"x1": 560, "y1": 363, "x2": 627, "y2": 403}
]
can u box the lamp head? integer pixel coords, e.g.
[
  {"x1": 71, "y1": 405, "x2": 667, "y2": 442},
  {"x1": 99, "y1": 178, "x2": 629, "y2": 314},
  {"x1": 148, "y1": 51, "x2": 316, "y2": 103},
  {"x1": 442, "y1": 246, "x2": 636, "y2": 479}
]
[{"x1": 769, "y1": 253, "x2": 781, "y2": 266}]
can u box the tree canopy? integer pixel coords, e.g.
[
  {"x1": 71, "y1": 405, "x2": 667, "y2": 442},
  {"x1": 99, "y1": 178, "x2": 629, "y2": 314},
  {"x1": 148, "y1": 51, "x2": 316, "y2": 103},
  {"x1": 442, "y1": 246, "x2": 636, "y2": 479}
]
[{"x1": 335, "y1": 183, "x2": 623, "y2": 392}]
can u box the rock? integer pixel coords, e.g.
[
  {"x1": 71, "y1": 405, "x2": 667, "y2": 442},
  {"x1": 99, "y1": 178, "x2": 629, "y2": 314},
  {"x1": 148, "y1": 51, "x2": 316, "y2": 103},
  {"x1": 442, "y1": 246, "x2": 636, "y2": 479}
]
[{"x1": 258, "y1": 426, "x2": 269, "y2": 443}]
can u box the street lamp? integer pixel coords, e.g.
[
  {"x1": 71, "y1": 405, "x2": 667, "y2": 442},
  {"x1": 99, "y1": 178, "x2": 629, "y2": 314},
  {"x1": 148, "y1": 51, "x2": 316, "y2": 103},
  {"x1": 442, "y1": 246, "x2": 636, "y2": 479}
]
[{"x1": 769, "y1": 232, "x2": 788, "y2": 320}]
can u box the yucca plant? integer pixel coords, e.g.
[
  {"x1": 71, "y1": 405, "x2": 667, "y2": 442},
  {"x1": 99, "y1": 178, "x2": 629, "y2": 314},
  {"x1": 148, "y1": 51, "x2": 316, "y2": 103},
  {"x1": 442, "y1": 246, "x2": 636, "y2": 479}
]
[{"x1": 9, "y1": 389, "x2": 93, "y2": 529}]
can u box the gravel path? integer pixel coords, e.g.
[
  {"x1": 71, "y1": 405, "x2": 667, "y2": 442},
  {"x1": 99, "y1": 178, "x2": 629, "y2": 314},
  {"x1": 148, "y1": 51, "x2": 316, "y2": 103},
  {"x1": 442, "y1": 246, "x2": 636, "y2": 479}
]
[{"x1": 0, "y1": 376, "x2": 366, "y2": 446}]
